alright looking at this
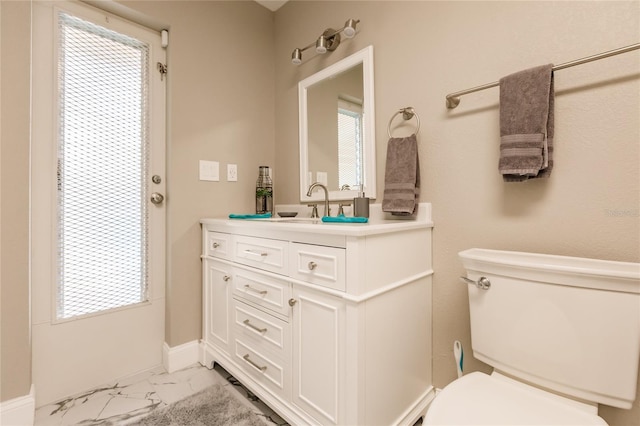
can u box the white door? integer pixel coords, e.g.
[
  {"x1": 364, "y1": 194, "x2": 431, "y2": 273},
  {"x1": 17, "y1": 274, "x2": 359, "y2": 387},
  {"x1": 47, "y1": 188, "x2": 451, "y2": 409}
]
[{"x1": 31, "y1": 1, "x2": 167, "y2": 406}]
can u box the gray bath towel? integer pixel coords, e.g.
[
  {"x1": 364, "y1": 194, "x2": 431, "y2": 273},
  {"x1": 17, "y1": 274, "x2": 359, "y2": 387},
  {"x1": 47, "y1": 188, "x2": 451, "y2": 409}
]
[
  {"x1": 382, "y1": 134, "x2": 420, "y2": 215},
  {"x1": 499, "y1": 64, "x2": 554, "y2": 182}
]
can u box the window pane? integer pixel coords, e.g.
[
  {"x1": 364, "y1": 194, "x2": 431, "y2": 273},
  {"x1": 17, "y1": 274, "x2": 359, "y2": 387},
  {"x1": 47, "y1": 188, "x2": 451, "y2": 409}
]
[
  {"x1": 337, "y1": 104, "x2": 363, "y2": 189},
  {"x1": 56, "y1": 12, "x2": 149, "y2": 320}
]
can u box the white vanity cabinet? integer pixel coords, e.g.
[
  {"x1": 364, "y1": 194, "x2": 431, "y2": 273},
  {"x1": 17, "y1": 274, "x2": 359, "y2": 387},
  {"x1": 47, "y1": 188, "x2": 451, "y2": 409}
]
[{"x1": 200, "y1": 207, "x2": 434, "y2": 426}]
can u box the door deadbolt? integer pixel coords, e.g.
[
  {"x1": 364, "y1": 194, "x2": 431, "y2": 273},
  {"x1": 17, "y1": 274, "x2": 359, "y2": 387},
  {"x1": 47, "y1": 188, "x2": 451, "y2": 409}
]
[{"x1": 150, "y1": 192, "x2": 164, "y2": 205}]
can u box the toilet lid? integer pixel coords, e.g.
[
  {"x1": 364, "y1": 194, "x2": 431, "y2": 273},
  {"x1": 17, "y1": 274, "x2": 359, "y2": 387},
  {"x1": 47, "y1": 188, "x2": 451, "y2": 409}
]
[{"x1": 424, "y1": 372, "x2": 607, "y2": 425}]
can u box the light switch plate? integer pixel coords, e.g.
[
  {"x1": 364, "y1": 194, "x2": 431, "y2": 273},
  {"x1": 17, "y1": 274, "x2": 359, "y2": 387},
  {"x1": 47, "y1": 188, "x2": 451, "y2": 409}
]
[
  {"x1": 227, "y1": 164, "x2": 237, "y2": 182},
  {"x1": 316, "y1": 171, "x2": 328, "y2": 186},
  {"x1": 199, "y1": 160, "x2": 219, "y2": 181}
]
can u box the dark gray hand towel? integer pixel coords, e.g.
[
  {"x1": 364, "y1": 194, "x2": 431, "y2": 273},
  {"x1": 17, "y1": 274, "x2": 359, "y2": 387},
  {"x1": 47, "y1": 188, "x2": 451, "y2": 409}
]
[
  {"x1": 382, "y1": 134, "x2": 420, "y2": 215},
  {"x1": 499, "y1": 64, "x2": 554, "y2": 182}
]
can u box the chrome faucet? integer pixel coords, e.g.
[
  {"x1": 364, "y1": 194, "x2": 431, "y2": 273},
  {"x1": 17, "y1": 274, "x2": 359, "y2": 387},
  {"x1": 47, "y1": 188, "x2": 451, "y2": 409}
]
[{"x1": 306, "y1": 182, "x2": 330, "y2": 217}]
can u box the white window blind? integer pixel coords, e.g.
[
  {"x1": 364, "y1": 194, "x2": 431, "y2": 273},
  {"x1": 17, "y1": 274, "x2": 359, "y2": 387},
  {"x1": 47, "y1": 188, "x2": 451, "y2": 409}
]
[
  {"x1": 337, "y1": 99, "x2": 363, "y2": 189},
  {"x1": 56, "y1": 12, "x2": 150, "y2": 320}
]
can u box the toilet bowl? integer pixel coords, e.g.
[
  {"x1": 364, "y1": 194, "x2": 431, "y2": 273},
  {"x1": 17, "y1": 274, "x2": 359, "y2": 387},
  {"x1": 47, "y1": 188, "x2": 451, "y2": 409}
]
[{"x1": 425, "y1": 248, "x2": 640, "y2": 425}]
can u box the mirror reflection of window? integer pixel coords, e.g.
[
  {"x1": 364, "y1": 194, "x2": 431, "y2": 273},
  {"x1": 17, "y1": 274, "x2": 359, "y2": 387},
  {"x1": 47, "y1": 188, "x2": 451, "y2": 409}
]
[{"x1": 337, "y1": 97, "x2": 363, "y2": 190}]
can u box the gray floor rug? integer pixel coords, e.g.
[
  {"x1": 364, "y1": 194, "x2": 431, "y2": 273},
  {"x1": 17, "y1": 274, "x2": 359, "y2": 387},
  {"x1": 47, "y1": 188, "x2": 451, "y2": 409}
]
[{"x1": 131, "y1": 382, "x2": 272, "y2": 426}]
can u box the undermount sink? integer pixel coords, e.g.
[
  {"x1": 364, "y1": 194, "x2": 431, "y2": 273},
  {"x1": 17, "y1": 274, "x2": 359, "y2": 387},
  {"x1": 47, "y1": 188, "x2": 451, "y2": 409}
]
[{"x1": 274, "y1": 217, "x2": 322, "y2": 224}]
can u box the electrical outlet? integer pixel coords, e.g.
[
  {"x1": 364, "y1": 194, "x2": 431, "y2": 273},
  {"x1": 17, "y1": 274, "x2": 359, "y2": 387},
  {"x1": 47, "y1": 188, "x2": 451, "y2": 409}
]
[{"x1": 227, "y1": 164, "x2": 238, "y2": 182}]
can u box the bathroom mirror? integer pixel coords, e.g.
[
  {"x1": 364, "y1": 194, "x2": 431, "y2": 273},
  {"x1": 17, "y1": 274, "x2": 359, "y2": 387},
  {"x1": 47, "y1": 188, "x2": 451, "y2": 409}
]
[{"x1": 299, "y1": 45, "x2": 376, "y2": 202}]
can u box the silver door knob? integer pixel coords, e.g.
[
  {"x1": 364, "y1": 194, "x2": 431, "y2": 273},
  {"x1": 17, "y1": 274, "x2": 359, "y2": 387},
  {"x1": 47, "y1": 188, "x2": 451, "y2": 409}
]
[{"x1": 150, "y1": 192, "x2": 164, "y2": 205}]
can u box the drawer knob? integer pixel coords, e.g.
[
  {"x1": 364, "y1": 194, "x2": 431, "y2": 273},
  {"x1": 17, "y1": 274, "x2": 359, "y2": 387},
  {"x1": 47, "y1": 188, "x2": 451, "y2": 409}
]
[
  {"x1": 288, "y1": 298, "x2": 297, "y2": 307},
  {"x1": 223, "y1": 275, "x2": 231, "y2": 282},
  {"x1": 243, "y1": 354, "x2": 267, "y2": 372},
  {"x1": 212, "y1": 242, "x2": 220, "y2": 248},
  {"x1": 308, "y1": 261, "x2": 317, "y2": 270}
]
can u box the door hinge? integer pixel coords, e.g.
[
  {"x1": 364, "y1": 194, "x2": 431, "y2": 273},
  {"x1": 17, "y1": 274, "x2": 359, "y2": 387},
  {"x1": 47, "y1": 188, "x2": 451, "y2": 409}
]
[{"x1": 157, "y1": 62, "x2": 167, "y2": 81}]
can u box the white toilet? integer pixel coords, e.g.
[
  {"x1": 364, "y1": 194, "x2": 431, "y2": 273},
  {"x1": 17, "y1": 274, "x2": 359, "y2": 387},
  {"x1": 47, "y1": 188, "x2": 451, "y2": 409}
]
[{"x1": 425, "y1": 248, "x2": 640, "y2": 425}]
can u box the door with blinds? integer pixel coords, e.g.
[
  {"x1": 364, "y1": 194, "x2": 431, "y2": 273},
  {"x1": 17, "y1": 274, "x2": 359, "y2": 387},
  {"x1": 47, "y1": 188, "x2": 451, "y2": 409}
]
[{"x1": 31, "y1": 1, "x2": 166, "y2": 405}]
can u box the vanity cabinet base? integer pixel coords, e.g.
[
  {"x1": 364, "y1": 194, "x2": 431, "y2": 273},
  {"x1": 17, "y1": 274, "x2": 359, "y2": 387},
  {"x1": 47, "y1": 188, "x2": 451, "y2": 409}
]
[
  {"x1": 200, "y1": 340, "x2": 435, "y2": 426},
  {"x1": 200, "y1": 218, "x2": 434, "y2": 426}
]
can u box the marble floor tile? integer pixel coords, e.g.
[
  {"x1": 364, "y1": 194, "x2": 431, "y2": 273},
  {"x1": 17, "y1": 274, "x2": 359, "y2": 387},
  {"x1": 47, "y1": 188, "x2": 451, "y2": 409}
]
[{"x1": 35, "y1": 364, "x2": 222, "y2": 426}]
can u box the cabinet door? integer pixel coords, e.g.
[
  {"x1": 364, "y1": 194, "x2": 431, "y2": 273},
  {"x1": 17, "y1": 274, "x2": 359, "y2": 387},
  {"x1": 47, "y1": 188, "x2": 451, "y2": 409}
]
[
  {"x1": 291, "y1": 287, "x2": 345, "y2": 425},
  {"x1": 203, "y1": 259, "x2": 232, "y2": 353}
]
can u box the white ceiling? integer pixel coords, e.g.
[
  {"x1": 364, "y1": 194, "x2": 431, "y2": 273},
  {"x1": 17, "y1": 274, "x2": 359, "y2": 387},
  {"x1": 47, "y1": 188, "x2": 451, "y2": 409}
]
[{"x1": 254, "y1": 0, "x2": 289, "y2": 12}]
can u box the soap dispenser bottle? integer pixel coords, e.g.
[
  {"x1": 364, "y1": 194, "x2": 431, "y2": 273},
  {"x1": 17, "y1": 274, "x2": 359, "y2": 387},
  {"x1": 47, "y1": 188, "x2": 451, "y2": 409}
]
[
  {"x1": 353, "y1": 190, "x2": 370, "y2": 218},
  {"x1": 255, "y1": 166, "x2": 273, "y2": 215}
]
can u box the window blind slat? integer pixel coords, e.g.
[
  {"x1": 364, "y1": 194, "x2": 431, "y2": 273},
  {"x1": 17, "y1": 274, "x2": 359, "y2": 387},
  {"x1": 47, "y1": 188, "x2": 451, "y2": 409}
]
[{"x1": 56, "y1": 12, "x2": 150, "y2": 320}]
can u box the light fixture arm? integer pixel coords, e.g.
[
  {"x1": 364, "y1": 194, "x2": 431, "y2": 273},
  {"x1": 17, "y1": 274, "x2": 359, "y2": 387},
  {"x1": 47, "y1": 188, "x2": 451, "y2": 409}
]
[
  {"x1": 291, "y1": 18, "x2": 360, "y2": 65},
  {"x1": 324, "y1": 18, "x2": 359, "y2": 39},
  {"x1": 297, "y1": 40, "x2": 317, "y2": 55}
]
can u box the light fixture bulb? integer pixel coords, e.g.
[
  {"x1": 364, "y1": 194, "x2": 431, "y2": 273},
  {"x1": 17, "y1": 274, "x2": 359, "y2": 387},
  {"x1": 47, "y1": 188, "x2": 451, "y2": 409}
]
[
  {"x1": 291, "y1": 48, "x2": 302, "y2": 65},
  {"x1": 342, "y1": 19, "x2": 358, "y2": 38},
  {"x1": 316, "y1": 35, "x2": 327, "y2": 54}
]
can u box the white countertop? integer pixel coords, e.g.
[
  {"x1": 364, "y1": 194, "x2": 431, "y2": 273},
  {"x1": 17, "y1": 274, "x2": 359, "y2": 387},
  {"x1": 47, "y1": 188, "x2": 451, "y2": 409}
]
[{"x1": 200, "y1": 202, "x2": 433, "y2": 238}]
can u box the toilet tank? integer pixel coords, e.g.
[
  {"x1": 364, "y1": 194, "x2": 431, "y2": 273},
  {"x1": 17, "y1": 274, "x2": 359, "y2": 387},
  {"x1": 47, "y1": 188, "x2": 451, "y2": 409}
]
[{"x1": 459, "y1": 248, "x2": 640, "y2": 409}]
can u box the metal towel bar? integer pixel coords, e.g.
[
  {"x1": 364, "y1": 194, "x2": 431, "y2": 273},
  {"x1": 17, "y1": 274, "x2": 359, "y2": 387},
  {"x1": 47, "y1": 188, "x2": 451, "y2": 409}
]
[{"x1": 445, "y1": 42, "x2": 640, "y2": 109}]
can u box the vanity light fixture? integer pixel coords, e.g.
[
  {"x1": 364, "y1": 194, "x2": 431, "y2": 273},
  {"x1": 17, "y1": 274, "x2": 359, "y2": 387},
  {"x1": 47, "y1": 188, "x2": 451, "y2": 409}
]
[{"x1": 291, "y1": 18, "x2": 360, "y2": 65}]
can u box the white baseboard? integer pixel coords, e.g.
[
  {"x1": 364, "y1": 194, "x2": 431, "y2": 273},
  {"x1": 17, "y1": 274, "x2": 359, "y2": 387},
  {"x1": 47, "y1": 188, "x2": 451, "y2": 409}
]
[
  {"x1": 162, "y1": 340, "x2": 200, "y2": 373},
  {"x1": 0, "y1": 384, "x2": 35, "y2": 426}
]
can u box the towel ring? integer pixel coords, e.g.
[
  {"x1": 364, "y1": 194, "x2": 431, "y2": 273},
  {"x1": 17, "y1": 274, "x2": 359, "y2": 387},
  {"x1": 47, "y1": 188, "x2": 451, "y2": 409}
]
[{"x1": 387, "y1": 107, "x2": 420, "y2": 138}]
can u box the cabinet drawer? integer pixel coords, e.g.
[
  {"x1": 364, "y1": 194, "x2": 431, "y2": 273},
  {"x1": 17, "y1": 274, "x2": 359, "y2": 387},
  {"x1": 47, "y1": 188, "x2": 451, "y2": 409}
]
[
  {"x1": 234, "y1": 338, "x2": 289, "y2": 398},
  {"x1": 234, "y1": 235, "x2": 288, "y2": 275},
  {"x1": 290, "y1": 243, "x2": 346, "y2": 291},
  {"x1": 232, "y1": 299, "x2": 289, "y2": 358},
  {"x1": 232, "y1": 268, "x2": 291, "y2": 316},
  {"x1": 206, "y1": 231, "x2": 232, "y2": 260}
]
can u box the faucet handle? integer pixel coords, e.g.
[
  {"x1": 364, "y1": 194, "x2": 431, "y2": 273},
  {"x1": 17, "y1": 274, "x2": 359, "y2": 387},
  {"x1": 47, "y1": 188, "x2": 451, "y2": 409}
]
[
  {"x1": 338, "y1": 202, "x2": 351, "y2": 216},
  {"x1": 307, "y1": 204, "x2": 319, "y2": 218}
]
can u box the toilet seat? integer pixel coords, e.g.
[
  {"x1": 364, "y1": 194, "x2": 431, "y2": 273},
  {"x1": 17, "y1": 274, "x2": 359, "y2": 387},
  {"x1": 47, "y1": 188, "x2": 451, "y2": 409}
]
[{"x1": 424, "y1": 372, "x2": 607, "y2": 425}]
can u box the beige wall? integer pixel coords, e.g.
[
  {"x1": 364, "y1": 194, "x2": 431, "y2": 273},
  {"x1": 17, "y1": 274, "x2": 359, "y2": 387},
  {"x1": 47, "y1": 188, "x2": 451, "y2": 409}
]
[
  {"x1": 121, "y1": 0, "x2": 276, "y2": 349},
  {"x1": 1, "y1": 0, "x2": 33, "y2": 402},
  {"x1": 274, "y1": 1, "x2": 639, "y2": 425}
]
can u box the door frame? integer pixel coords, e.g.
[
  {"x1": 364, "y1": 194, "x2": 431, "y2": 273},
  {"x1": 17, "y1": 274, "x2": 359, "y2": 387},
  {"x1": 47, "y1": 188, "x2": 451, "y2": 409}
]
[{"x1": 30, "y1": 0, "x2": 167, "y2": 406}]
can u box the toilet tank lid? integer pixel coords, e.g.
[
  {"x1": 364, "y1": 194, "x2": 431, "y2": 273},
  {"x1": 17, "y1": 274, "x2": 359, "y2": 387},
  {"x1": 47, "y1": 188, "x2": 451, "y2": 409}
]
[
  {"x1": 459, "y1": 248, "x2": 640, "y2": 294},
  {"x1": 424, "y1": 372, "x2": 608, "y2": 426}
]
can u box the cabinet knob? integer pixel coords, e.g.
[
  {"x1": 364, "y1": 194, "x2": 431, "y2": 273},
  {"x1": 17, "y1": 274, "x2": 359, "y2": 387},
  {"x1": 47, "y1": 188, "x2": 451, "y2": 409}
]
[
  {"x1": 288, "y1": 298, "x2": 297, "y2": 307},
  {"x1": 223, "y1": 275, "x2": 231, "y2": 282},
  {"x1": 307, "y1": 261, "x2": 317, "y2": 270},
  {"x1": 212, "y1": 242, "x2": 220, "y2": 248}
]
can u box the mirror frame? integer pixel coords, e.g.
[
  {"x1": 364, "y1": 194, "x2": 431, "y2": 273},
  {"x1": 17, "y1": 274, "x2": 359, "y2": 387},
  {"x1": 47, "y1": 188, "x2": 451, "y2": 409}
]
[{"x1": 298, "y1": 45, "x2": 376, "y2": 203}]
